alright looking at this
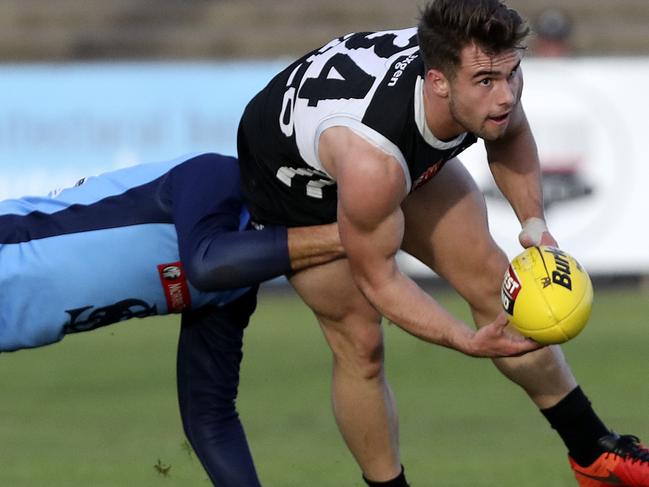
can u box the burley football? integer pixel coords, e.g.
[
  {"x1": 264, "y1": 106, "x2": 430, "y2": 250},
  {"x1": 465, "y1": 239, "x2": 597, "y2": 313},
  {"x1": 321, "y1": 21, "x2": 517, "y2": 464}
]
[{"x1": 501, "y1": 246, "x2": 593, "y2": 345}]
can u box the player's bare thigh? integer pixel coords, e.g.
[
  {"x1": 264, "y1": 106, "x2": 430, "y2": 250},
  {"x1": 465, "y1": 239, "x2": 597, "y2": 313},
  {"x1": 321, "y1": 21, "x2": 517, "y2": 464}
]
[
  {"x1": 400, "y1": 157, "x2": 508, "y2": 323},
  {"x1": 289, "y1": 258, "x2": 384, "y2": 365}
]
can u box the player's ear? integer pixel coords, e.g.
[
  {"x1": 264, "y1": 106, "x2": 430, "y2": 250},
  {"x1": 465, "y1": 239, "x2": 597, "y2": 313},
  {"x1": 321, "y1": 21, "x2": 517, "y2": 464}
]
[{"x1": 426, "y1": 68, "x2": 450, "y2": 97}]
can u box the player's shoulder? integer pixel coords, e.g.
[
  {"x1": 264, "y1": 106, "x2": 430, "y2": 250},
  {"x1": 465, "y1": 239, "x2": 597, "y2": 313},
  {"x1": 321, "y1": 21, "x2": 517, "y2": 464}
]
[
  {"x1": 319, "y1": 27, "x2": 419, "y2": 65},
  {"x1": 190, "y1": 153, "x2": 237, "y2": 171},
  {"x1": 163, "y1": 153, "x2": 244, "y2": 207},
  {"x1": 169, "y1": 153, "x2": 239, "y2": 181}
]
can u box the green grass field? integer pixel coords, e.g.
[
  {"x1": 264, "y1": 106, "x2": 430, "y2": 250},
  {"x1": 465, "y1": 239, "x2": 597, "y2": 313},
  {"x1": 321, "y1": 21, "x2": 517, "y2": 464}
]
[{"x1": 1, "y1": 286, "x2": 647, "y2": 486}]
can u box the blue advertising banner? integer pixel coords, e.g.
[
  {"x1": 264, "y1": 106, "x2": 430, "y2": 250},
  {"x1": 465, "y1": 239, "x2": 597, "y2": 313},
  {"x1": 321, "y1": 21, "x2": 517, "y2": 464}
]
[
  {"x1": 0, "y1": 61, "x2": 284, "y2": 198},
  {"x1": 2, "y1": 58, "x2": 649, "y2": 273}
]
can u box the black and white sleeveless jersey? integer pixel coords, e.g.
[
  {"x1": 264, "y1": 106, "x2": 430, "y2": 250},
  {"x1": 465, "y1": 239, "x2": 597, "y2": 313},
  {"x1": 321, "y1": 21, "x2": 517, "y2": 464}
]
[{"x1": 238, "y1": 27, "x2": 477, "y2": 226}]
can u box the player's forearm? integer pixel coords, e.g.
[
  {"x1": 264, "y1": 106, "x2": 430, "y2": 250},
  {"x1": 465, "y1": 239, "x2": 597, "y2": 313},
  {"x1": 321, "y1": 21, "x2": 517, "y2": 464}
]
[
  {"x1": 287, "y1": 223, "x2": 345, "y2": 271},
  {"x1": 352, "y1": 262, "x2": 474, "y2": 352},
  {"x1": 490, "y1": 158, "x2": 545, "y2": 223},
  {"x1": 351, "y1": 258, "x2": 541, "y2": 358},
  {"x1": 487, "y1": 110, "x2": 546, "y2": 223}
]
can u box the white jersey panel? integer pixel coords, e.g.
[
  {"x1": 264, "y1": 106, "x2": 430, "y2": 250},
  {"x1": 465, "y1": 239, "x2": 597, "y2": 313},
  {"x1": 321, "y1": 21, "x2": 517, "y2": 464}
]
[{"x1": 290, "y1": 28, "x2": 419, "y2": 178}]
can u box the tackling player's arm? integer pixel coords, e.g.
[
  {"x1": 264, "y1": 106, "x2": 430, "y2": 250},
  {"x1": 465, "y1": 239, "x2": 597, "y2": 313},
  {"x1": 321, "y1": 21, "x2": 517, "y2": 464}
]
[
  {"x1": 287, "y1": 223, "x2": 344, "y2": 271},
  {"x1": 169, "y1": 155, "x2": 344, "y2": 292},
  {"x1": 485, "y1": 103, "x2": 557, "y2": 247},
  {"x1": 321, "y1": 127, "x2": 540, "y2": 358},
  {"x1": 186, "y1": 222, "x2": 344, "y2": 291}
]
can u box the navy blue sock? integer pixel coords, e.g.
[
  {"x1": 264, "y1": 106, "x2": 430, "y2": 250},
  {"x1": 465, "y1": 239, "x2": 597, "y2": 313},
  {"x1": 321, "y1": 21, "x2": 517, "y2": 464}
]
[
  {"x1": 541, "y1": 386, "x2": 609, "y2": 467},
  {"x1": 177, "y1": 289, "x2": 262, "y2": 486},
  {"x1": 363, "y1": 466, "x2": 410, "y2": 486}
]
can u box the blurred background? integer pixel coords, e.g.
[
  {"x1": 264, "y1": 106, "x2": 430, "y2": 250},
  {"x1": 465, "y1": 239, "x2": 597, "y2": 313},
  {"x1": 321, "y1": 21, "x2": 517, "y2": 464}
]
[
  {"x1": 1, "y1": 0, "x2": 649, "y2": 60},
  {"x1": 2, "y1": 0, "x2": 649, "y2": 276},
  {"x1": 1, "y1": 2, "x2": 648, "y2": 486}
]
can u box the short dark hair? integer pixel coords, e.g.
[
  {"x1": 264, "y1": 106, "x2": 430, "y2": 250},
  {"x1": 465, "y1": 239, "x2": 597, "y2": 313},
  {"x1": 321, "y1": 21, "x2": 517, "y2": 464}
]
[{"x1": 417, "y1": 0, "x2": 529, "y2": 76}]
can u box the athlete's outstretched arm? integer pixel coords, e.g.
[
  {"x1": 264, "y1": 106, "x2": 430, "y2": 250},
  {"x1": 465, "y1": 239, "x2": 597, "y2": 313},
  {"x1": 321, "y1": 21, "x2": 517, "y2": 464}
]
[
  {"x1": 320, "y1": 127, "x2": 541, "y2": 358},
  {"x1": 166, "y1": 154, "x2": 343, "y2": 292}
]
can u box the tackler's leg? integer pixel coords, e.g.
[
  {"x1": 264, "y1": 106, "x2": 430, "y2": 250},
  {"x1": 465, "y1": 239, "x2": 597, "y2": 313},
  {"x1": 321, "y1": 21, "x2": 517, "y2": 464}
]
[{"x1": 177, "y1": 288, "x2": 263, "y2": 487}]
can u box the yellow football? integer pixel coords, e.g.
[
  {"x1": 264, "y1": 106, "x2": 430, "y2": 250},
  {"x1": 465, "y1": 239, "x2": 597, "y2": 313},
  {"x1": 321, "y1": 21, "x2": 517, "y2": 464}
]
[{"x1": 501, "y1": 246, "x2": 593, "y2": 345}]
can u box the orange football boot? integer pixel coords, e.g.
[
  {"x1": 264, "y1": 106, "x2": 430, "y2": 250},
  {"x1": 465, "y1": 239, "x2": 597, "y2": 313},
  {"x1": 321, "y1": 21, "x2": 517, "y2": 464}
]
[{"x1": 570, "y1": 433, "x2": 649, "y2": 486}]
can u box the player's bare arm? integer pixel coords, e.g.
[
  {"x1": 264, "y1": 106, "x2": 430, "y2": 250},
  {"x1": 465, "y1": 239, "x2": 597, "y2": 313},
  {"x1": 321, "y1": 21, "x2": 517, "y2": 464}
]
[
  {"x1": 287, "y1": 223, "x2": 344, "y2": 271},
  {"x1": 320, "y1": 127, "x2": 541, "y2": 358},
  {"x1": 486, "y1": 102, "x2": 542, "y2": 221},
  {"x1": 485, "y1": 99, "x2": 557, "y2": 246}
]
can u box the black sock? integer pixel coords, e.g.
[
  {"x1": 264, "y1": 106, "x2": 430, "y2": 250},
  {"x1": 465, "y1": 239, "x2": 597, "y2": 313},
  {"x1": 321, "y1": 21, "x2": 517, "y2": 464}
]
[
  {"x1": 363, "y1": 465, "x2": 410, "y2": 487},
  {"x1": 541, "y1": 386, "x2": 610, "y2": 467}
]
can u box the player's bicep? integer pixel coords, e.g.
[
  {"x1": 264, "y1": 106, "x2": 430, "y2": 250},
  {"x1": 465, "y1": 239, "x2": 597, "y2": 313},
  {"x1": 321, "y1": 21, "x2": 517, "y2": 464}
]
[
  {"x1": 338, "y1": 202, "x2": 404, "y2": 287},
  {"x1": 336, "y1": 150, "x2": 406, "y2": 287}
]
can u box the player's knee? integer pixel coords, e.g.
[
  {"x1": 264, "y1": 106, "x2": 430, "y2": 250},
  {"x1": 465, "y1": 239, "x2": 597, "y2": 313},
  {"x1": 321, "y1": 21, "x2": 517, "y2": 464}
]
[
  {"x1": 352, "y1": 340, "x2": 385, "y2": 380},
  {"x1": 335, "y1": 348, "x2": 385, "y2": 381},
  {"x1": 465, "y1": 248, "x2": 508, "y2": 304},
  {"x1": 328, "y1": 323, "x2": 386, "y2": 381},
  {"x1": 483, "y1": 250, "x2": 509, "y2": 295}
]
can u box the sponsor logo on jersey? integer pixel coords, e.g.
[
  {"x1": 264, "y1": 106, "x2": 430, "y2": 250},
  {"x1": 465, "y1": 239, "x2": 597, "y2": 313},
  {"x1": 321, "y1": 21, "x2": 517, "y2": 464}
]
[
  {"x1": 388, "y1": 53, "x2": 418, "y2": 87},
  {"x1": 412, "y1": 161, "x2": 443, "y2": 190},
  {"x1": 411, "y1": 143, "x2": 472, "y2": 191},
  {"x1": 157, "y1": 262, "x2": 192, "y2": 313},
  {"x1": 64, "y1": 299, "x2": 158, "y2": 334},
  {"x1": 501, "y1": 265, "x2": 522, "y2": 314},
  {"x1": 162, "y1": 265, "x2": 182, "y2": 280}
]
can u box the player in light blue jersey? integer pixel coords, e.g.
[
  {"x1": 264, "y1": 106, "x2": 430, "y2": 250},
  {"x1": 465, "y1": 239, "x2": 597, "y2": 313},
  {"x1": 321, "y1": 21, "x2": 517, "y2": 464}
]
[{"x1": 0, "y1": 152, "x2": 343, "y2": 486}]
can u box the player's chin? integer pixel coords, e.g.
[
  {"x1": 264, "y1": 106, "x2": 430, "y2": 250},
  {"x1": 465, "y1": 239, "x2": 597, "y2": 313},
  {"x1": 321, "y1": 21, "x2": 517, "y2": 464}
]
[{"x1": 477, "y1": 124, "x2": 509, "y2": 142}]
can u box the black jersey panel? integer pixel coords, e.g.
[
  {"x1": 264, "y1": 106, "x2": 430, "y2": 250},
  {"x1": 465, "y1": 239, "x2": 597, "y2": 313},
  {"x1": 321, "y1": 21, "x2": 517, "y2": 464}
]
[
  {"x1": 361, "y1": 53, "x2": 423, "y2": 143},
  {"x1": 238, "y1": 104, "x2": 338, "y2": 227},
  {"x1": 237, "y1": 28, "x2": 478, "y2": 225},
  {"x1": 363, "y1": 54, "x2": 478, "y2": 184}
]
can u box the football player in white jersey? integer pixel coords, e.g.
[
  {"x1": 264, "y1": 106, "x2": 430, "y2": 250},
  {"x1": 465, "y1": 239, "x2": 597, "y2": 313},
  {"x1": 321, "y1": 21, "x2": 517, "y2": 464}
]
[{"x1": 237, "y1": 0, "x2": 649, "y2": 486}]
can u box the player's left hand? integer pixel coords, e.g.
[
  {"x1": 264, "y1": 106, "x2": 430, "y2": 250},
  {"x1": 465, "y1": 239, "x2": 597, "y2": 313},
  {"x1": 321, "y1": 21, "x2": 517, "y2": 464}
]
[
  {"x1": 518, "y1": 217, "x2": 558, "y2": 248},
  {"x1": 467, "y1": 312, "x2": 544, "y2": 358}
]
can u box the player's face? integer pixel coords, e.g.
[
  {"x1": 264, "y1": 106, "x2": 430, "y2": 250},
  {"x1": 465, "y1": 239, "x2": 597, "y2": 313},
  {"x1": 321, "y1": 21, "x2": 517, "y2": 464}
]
[{"x1": 447, "y1": 44, "x2": 523, "y2": 141}]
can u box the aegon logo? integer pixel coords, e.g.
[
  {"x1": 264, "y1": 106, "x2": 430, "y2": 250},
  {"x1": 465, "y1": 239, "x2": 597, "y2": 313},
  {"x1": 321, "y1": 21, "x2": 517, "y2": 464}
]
[
  {"x1": 388, "y1": 54, "x2": 418, "y2": 87},
  {"x1": 544, "y1": 247, "x2": 572, "y2": 290}
]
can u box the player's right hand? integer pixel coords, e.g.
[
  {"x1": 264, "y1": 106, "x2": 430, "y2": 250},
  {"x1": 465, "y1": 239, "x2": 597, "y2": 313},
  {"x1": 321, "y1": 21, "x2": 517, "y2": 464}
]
[
  {"x1": 461, "y1": 312, "x2": 544, "y2": 358},
  {"x1": 518, "y1": 217, "x2": 558, "y2": 248}
]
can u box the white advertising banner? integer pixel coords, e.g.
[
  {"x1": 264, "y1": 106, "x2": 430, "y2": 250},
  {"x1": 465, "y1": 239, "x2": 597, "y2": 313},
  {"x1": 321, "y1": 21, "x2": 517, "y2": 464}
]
[
  {"x1": 404, "y1": 57, "x2": 649, "y2": 276},
  {"x1": 0, "y1": 58, "x2": 647, "y2": 275}
]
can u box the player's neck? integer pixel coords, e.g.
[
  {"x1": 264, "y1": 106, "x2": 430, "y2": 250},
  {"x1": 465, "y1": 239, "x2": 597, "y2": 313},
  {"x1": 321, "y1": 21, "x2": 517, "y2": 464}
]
[{"x1": 422, "y1": 81, "x2": 465, "y2": 142}]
